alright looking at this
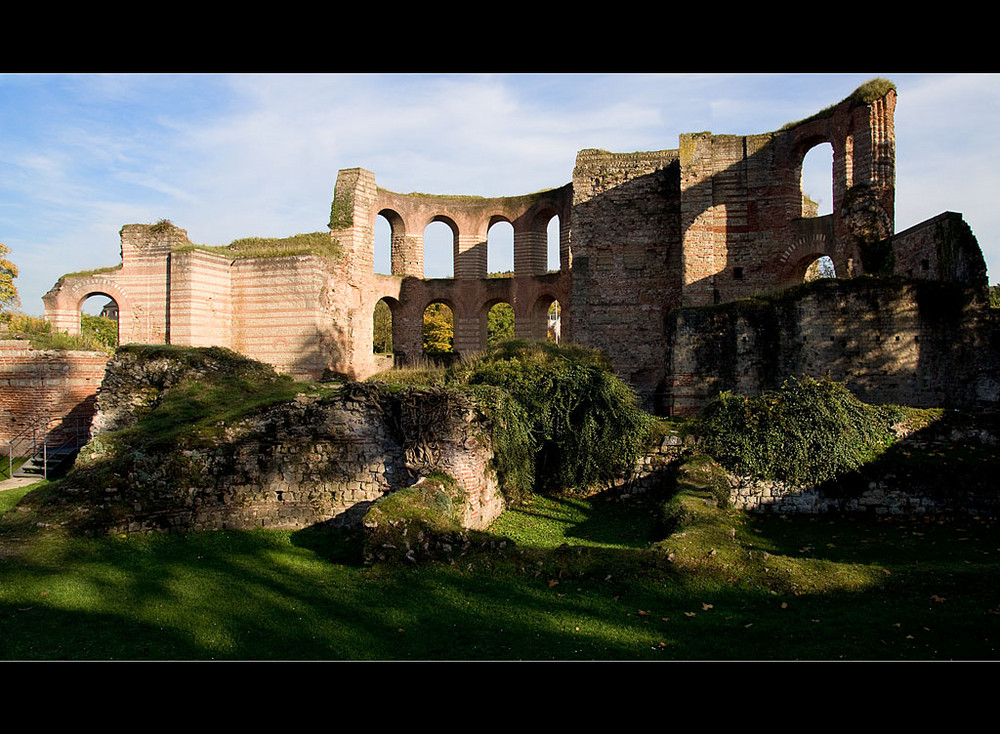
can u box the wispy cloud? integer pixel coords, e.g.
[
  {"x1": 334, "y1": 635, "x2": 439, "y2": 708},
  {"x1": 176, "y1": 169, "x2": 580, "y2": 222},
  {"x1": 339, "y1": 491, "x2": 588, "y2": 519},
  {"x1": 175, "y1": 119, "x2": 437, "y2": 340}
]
[{"x1": 2, "y1": 72, "x2": 998, "y2": 312}]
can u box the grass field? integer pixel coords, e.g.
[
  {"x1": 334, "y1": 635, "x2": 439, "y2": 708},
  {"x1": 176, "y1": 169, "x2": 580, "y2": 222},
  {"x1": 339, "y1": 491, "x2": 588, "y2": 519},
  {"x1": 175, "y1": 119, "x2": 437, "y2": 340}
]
[{"x1": 1, "y1": 475, "x2": 997, "y2": 661}]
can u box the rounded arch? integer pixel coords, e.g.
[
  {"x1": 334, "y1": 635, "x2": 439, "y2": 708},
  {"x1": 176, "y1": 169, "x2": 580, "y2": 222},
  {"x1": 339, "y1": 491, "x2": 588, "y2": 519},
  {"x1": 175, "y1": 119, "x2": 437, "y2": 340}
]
[
  {"x1": 532, "y1": 294, "x2": 562, "y2": 343},
  {"x1": 80, "y1": 292, "x2": 120, "y2": 349},
  {"x1": 43, "y1": 276, "x2": 131, "y2": 339},
  {"x1": 524, "y1": 208, "x2": 560, "y2": 275},
  {"x1": 798, "y1": 138, "x2": 835, "y2": 218},
  {"x1": 424, "y1": 217, "x2": 457, "y2": 279},
  {"x1": 376, "y1": 208, "x2": 407, "y2": 276},
  {"x1": 373, "y1": 296, "x2": 399, "y2": 354},
  {"x1": 422, "y1": 299, "x2": 455, "y2": 355},
  {"x1": 546, "y1": 214, "x2": 561, "y2": 272},
  {"x1": 487, "y1": 217, "x2": 514, "y2": 277},
  {"x1": 483, "y1": 298, "x2": 515, "y2": 348},
  {"x1": 373, "y1": 214, "x2": 392, "y2": 275}
]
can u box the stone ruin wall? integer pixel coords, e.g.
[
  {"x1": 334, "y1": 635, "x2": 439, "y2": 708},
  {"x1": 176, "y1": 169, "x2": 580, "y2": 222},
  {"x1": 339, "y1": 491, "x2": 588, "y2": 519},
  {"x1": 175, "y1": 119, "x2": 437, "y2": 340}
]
[
  {"x1": 330, "y1": 169, "x2": 574, "y2": 382},
  {"x1": 666, "y1": 279, "x2": 1000, "y2": 416},
  {"x1": 568, "y1": 148, "x2": 683, "y2": 408},
  {"x1": 65, "y1": 350, "x2": 506, "y2": 535},
  {"x1": 31, "y1": 81, "x2": 996, "y2": 422}
]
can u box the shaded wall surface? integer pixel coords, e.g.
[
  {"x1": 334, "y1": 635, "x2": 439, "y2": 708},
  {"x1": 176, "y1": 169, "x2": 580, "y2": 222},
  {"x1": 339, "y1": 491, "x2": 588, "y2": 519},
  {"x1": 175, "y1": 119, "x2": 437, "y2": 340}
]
[
  {"x1": 666, "y1": 279, "x2": 1000, "y2": 416},
  {"x1": 0, "y1": 341, "x2": 109, "y2": 451}
]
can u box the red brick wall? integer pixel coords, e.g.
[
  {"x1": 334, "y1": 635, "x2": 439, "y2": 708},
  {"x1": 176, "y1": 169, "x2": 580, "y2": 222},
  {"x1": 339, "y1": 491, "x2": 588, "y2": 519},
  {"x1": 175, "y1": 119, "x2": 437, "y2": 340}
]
[{"x1": 0, "y1": 341, "x2": 109, "y2": 452}]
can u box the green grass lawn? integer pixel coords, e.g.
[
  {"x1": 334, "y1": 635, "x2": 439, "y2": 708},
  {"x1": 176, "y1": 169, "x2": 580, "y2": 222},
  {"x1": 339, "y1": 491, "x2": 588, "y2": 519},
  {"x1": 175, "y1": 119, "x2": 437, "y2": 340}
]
[{"x1": 1, "y1": 479, "x2": 997, "y2": 661}]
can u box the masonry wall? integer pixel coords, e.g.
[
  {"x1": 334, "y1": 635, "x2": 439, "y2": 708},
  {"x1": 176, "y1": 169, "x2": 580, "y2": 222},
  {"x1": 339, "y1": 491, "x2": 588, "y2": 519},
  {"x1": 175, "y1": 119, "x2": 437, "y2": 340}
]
[
  {"x1": 891, "y1": 211, "x2": 989, "y2": 293},
  {"x1": 229, "y1": 256, "x2": 340, "y2": 380},
  {"x1": 168, "y1": 248, "x2": 233, "y2": 348},
  {"x1": 569, "y1": 149, "x2": 683, "y2": 407},
  {"x1": 0, "y1": 341, "x2": 109, "y2": 452},
  {"x1": 58, "y1": 375, "x2": 505, "y2": 535},
  {"x1": 666, "y1": 278, "x2": 1000, "y2": 416}
]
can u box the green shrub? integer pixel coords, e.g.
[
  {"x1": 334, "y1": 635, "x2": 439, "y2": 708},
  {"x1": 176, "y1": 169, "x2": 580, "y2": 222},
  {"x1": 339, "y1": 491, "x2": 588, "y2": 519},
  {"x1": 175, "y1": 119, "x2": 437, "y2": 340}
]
[
  {"x1": 695, "y1": 376, "x2": 911, "y2": 485},
  {"x1": 456, "y1": 340, "x2": 653, "y2": 495}
]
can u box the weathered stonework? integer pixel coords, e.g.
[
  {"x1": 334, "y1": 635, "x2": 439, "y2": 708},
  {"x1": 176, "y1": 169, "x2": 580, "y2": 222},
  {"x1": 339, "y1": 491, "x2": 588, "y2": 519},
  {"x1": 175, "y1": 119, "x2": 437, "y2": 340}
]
[
  {"x1": 27, "y1": 80, "x2": 996, "y2": 427},
  {"x1": 41, "y1": 350, "x2": 505, "y2": 535}
]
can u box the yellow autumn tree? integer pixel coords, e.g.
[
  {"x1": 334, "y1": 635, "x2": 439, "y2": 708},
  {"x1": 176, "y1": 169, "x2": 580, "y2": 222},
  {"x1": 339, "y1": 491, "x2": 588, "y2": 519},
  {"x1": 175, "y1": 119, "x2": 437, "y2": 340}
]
[
  {"x1": 0, "y1": 243, "x2": 18, "y2": 313},
  {"x1": 423, "y1": 303, "x2": 454, "y2": 354}
]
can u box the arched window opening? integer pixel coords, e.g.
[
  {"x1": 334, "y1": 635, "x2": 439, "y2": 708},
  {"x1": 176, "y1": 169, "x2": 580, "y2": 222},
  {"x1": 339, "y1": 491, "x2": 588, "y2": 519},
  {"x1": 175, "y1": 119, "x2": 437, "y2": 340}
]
[
  {"x1": 547, "y1": 300, "x2": 561, "y2": 343},
  {"x1": 423, "y1": 302, "x2": 454, "y2": 354},
  {"x1": 487, "y1": 302, "x2": 515, "y2": 346},
  {"x1": 424, "y1": 220, "x2": 455, "y2": 279},
  {"x1": 373, "y1": 298, "x2": 393, "y2": 354},
  {"x1": 801, "y1": 142, "x2": 834, "y2": 217},
  {"x1": 804, "y1": 256, "x2": 836, "y2": 282},
  {"x1": 80, "y1": 294, "x2": 118, "y2": 349},
  {"x1": 547, "y1": 216, "x2": 560, "y2": 272},
  {"x1": 487, "y1": 220, "x2": 514, "y2": 277},
  {"x1": 374, "y1": 214, "x2": 391, "y2": 275}
]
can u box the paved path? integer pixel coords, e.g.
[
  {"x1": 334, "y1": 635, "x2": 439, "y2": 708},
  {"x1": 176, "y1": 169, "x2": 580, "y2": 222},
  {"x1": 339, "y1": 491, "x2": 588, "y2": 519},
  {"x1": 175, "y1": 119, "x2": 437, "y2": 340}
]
[{"x1": 0, "y1": 475, "x2": 44, "y2": 492}]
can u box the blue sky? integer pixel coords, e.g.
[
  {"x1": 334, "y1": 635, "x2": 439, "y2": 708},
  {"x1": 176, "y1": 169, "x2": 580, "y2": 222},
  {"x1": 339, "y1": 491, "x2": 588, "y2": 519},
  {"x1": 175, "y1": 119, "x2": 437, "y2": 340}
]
[{"x1": 2, "y1": 72, "x2": 998, "y2": 315}]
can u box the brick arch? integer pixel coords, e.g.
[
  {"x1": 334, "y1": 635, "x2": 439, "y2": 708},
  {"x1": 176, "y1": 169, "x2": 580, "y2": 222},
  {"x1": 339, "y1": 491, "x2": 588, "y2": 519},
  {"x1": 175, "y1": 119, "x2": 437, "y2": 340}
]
[
  {"x1": 486, "y1": 216, "x2": 514, "y2": 276},
  {"x1": 422, "y1": 298, "x2": 456, "y2": 356},
  {"x1": 479, "y1": 296, "x2": 515, "y2": 348},
  {"x1": 527, "y1": 292, "x2": 562, "y2": 342},
  {"x1": 795, "y1": 136, "x2": 836, "y2": 219},
  {"x1": 423, "y1": 215, "x2": 459, "y2": 279},
  {"x1": 777, "y1": 230, "x2": 853, "y2": 286},
  {"x1": 43, "y1": 275, "x2": 132, "y2": 340}
]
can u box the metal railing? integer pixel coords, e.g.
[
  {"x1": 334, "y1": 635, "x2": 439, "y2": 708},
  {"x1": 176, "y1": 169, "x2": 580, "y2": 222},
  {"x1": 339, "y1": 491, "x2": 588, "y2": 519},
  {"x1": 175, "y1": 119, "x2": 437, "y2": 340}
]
[{"x1": 7, "y1": 414, "x2": 92, "y2": 481}]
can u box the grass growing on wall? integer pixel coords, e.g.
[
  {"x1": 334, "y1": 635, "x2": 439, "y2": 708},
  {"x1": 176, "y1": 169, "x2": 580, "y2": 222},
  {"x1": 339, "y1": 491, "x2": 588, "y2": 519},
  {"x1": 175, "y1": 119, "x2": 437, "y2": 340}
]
[{"x1": 0, "y1": 313, "x2": 114, "y2": 353}]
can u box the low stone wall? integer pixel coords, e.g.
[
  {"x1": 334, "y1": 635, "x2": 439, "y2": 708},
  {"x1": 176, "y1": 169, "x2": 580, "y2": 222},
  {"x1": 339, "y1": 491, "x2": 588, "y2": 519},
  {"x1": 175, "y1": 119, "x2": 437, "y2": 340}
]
[
  {"x1": 727, "y1": 476, "x2": 994, "y2": 516},
  {"x1": 726, "y1": 417, "x2": 1000, "y2": 517}
]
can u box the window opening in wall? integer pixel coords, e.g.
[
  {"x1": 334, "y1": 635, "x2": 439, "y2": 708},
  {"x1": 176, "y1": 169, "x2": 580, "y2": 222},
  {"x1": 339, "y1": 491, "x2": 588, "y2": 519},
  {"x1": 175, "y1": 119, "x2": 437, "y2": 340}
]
[
  {"x1": 423, "y1": 302, "x2": 454, "y2": 354},
  {"x1": 547, "y1": 216, "x2": 560, "y2": 272},
  {"x1": 801, "y1": 142, "x2": 834, "y2": 217},
  {"x1": 373, "y1": 298, "x2": 393, "y2": 354},
  {"x1": 487, "y1": 221, "x2": 514, "y2": 277},
  {"x1": 487, "y1": 302, "x2": 515, "y2": 346},
  {"x1": 80, "y1": 294, "x2": 119, "y2": 349},
  {"x1": 374, "y1": 215, "x2": 392, "y2": 275},
  {"x1": 804, "y1": 256, "x2": 836, "y2": 281},
  {"x1": 547, "y1": 300, "x2": 561, "y2": 343},
  {"x1": 424, "y1": 221, "x2": 454, "y2": 278},
  {"x1": 733, "y1": 267, "x2": 744, "y2": 280}
]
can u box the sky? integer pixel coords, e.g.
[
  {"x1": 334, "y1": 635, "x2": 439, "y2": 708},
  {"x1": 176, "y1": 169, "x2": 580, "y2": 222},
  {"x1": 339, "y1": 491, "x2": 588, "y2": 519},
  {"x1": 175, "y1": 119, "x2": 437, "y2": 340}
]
[{"x1": 1, "y1": 72, "x2": 998, "y2": 315}]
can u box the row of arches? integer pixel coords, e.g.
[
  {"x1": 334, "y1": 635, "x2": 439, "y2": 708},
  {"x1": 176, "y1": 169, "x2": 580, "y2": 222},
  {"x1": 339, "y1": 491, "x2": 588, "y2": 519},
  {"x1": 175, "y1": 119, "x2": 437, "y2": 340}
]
[
  {"x1": 373, "y1": 298, "x2": 562, "y2": 357},
  {"x1": 373, "y1": 214, "x2": 562, "y2": 278}
]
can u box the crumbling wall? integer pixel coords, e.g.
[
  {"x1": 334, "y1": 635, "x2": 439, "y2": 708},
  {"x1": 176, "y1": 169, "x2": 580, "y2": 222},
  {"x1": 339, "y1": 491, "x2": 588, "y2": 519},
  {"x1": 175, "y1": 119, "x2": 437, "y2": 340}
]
[
  {"x1": 666, "y1": 278, "x2": 1000, "y2": 416},
  {"x1": 569, "y1": 149, "x2": 682, "y2": 407},
  {"x1": 37, "y1": 349, "x2": 504, "y2": 535},
  {"x1": 891, "y1": 211, "x2": 989, "y2": 295}
]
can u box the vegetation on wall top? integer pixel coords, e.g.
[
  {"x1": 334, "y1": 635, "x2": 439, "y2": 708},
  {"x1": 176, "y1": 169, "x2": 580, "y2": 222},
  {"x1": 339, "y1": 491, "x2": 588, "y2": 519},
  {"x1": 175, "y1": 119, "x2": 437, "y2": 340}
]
[
  {"x1": 780, "y1": 77, "x2": 895, "y2": 131},
  {"x1": 173, "y1": 232, "x2": 341, "y2": 261},
  {"x1": 0, "y1": 312, "x2": 116, "y2": 353},
  {"x1": 695, "y1": 375, "x2": 930, "y2": 486}
]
